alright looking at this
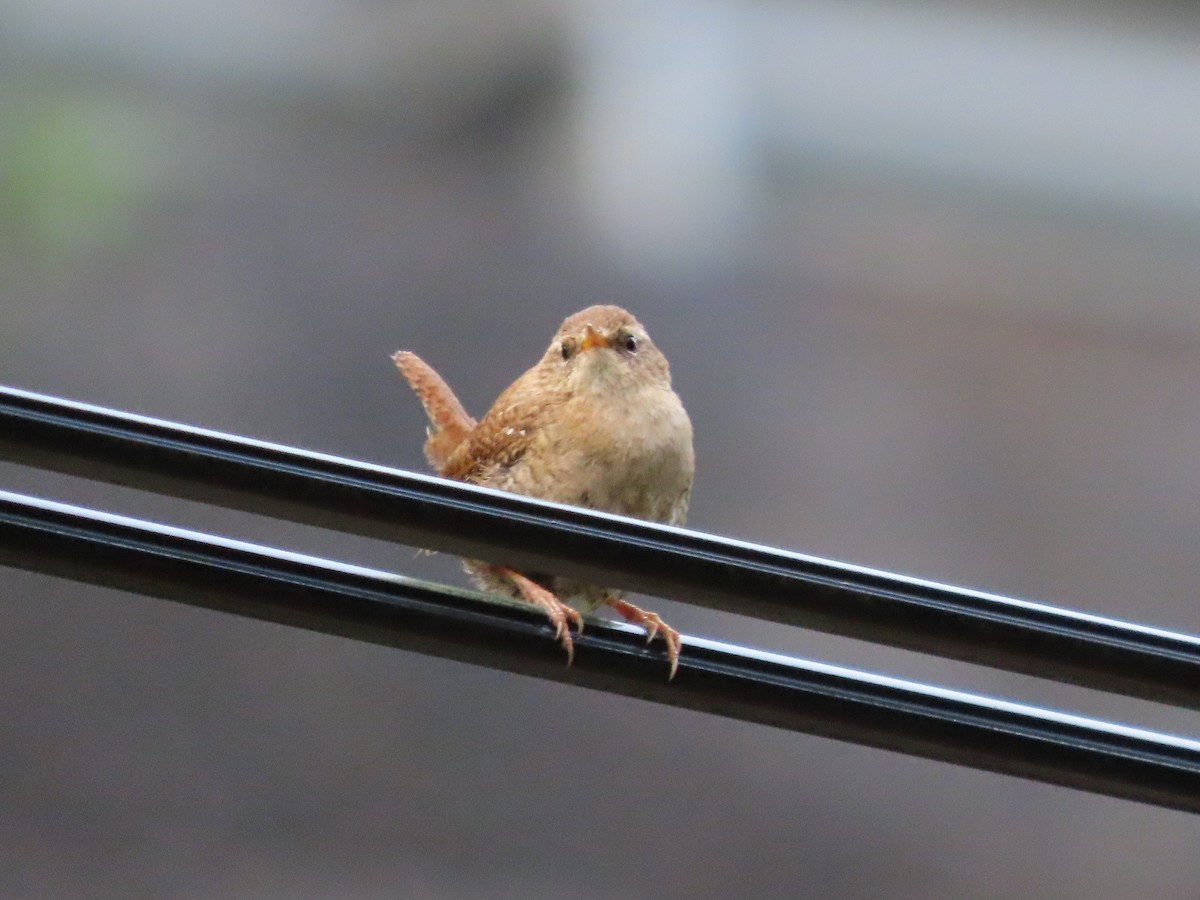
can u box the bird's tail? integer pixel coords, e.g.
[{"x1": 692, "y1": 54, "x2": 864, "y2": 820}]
[{"x1": 392, "y1": 351, "x2": 476, "y2": 471}]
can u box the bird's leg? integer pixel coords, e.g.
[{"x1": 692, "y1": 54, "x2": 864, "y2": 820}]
[
  {"x1": 491, "y1": 566, "x2": 584, "y2": 666},
  {"x1": 605, "y1": 597, "x2": 682, "y2": 680}
]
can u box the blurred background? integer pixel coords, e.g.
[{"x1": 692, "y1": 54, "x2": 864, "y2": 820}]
[{"x1": 3, "y1": 0, "x2": 1200, "y2": 895}]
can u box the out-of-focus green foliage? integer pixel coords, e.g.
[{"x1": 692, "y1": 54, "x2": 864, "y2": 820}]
[{"x1": 0, "y1": 92, "x2": 164, "y2": 264}]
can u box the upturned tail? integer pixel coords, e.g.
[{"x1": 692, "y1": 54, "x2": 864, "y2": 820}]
[{"x1": 392, "y1": 351, "x2": 476, "y2": 470}]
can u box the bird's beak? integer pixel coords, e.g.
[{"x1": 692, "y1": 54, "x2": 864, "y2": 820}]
[{"x1": 579, "y1": 323, "x2": 606, "y2": 352}]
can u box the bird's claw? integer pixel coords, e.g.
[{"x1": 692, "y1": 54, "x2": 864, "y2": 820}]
[
  {"x1": 542, "y1": 597, "x2": 582, "y2": 666},
  {"x1": 607, "y1": 598, "x2": 682, "y2": 680},
  {"x1": 646, "y1": 617, "x2": 682, "y2": 680},
  {"x1": 496, "y1": 566, "x2": 583, "y2": 667}
]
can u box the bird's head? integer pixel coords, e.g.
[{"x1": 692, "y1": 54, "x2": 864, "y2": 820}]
[{"x1": 541, "y1": 305, "x2": 673, "y2": 396}]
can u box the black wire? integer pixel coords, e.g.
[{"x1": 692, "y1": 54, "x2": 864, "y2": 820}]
[
  {"x1": 4, "y1": 488, "x2": 1200, "y2": 814},
  {"x1": 4, "y1": 384, "x2": 1200, "y2": 710}
]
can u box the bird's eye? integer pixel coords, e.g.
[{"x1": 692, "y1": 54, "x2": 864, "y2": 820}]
[
  {"x1": 622, "y1": 333, "x2": 638, "y2": 354},
  {"x1": 560, "y1": 339, "x2": 575, "y2": 360}
]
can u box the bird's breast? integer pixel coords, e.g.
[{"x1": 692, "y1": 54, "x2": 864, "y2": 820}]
[{"x1": 514, "y1": 384, "x2": 694, "y2": 524}]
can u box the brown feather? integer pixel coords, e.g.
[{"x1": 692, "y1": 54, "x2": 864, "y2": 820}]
[
  {"x1": 392, "y1": 351, "x2": 476, "y2": 469},
  {"x1": 439, "y1": 368, "x2": 562, "y2": 483}
]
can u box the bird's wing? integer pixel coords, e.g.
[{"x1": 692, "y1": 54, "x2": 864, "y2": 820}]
[
  {"x1": 393, "y1": 351, "x2": 477, "y2": 470},
  {"x1": 439, "y1": 371, "x2": 556, "y2": 484}
]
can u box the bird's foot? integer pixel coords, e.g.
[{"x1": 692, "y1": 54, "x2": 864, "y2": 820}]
[
  {"x1": 494, "y1": 567, "x2": 584, "y2": 665},
  {"x1": 606, "y1": 598, "x2": 682, "y2": 680}
]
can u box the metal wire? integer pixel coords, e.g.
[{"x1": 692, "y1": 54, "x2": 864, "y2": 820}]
[
  {"x1": 4, "y1": 384, "x2": 1200, "y2": 711},
  {"x1": 5, "y1": 488, "x2": 1200, "y2": 814}
]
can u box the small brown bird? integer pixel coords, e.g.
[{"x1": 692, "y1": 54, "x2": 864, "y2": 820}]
[{"x1": 393, "y1": 305, "x2": 694, "y2": 677}]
